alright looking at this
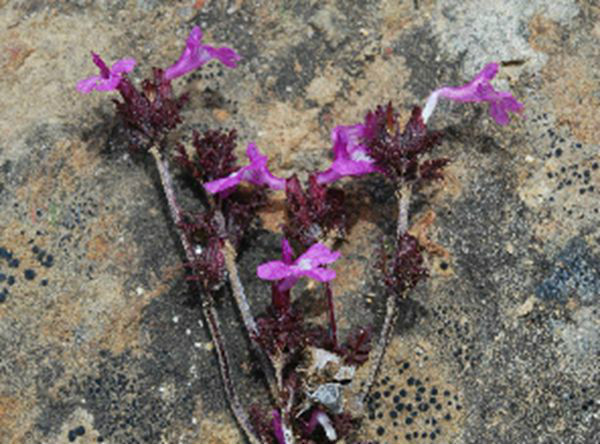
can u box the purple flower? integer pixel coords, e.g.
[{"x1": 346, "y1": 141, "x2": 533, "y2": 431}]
[
  {"x1": 257, "y1": 241, "x2": 341, "y2": 291},
  {"x1": 76, "y1": 52, "x2": 136, "y2": 94},
  {"x1": 316, "y1": 124, "x2": 380, "y2": 184},
  {"x1": 164, "y1": 26, "x2": 240, "y2": 80},
  {"x1": 421, "y1": 62, "x2": 524, "y2": 125},
  {"x1": 203, "y1": 142, "x2": 285, "y2": 194}
]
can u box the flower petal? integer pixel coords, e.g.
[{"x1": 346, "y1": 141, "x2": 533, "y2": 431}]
[
  {"x1": 111, "y1": 57, "x2": 137, "y2": 74},
  {"x1": 203, "y1": 169, "x2": 244, "y2": 194},
  {"x1": 299, "y1": 243, "x2": 341, "y2": 266},
  {"x1": 205, "y1": 142, "x2": 285, "y2": 193},
  {"x1": 257, "y1": 260, "x2": 293, "y2": 280},
  {"x1": 165, "y1": 26, "x2": 240, "y2": 80},
  {"x1": 206, "y1": 46, "x2": 241, "y2": 68},
  {"x1": 76, "y1": 53, "x2": 136, "y2": 94},
  {"x1": 304, "y1": 268, "x2": 337, "y2": 282},
  {"x1": 76, "y1": 75, "x2": 103, "y2": 94}
]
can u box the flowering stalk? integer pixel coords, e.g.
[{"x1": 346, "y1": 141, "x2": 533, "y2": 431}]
[{"x1": 149, "y1": 147, "x2": 262, "y2": 444}]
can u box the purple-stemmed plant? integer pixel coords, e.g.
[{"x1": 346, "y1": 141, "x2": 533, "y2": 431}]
[{"x1": 78, "y1": 24, "x2": 523, "y2": 442}]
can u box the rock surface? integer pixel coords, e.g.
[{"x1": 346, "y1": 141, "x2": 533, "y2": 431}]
[{"x1": 0, "y1": 1, "x2": 598, "y2": 444}]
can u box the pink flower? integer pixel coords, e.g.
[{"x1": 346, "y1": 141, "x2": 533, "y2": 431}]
[
  {"x1": 164, "y1": 26, "x2": 240, "y2": 80},
  {"x1": 316, "y1": 124, "x2": 380, "y2": 184},
  {"x1": 76, "y1": 52, "x2": 136, "y2": 94},
  {"x1": 422, "y1": 62, "x2": 524, "y2": 125},
  {"x1": 203, "y1": 142, "x2": 285, "y2": 194},
  {"x1": 257, "y1": 241, "x2": 341, "y2": 291}
]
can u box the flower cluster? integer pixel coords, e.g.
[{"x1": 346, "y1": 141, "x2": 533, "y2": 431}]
[{"x1": 76, "y1": 26, "x2": 241, "y2": 151}]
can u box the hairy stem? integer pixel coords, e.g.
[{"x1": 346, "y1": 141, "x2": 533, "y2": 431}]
[
  {"x1": 212, "y1": 210, "x2": 278, "y2": 400},
  {"x1": 395, "y1": 184, "x2": 412, "y2": 240},
  {"x1": 324, "y1": 282, "x2": 337, "y2": 348},
  {"x1": 204, "y1": 301, "x2": 264, "y2": 444},
  {"x1": 222, "y1": 239, "x2": 259, "y2": 336},
  {"x1": 355, "y1": 183, "x2": 413, "y2": 407},
  {"x1": 149, "y1": 147, "x2": 263, "y2": 444},
  {"x1": 355, "y1": 294, "x2": 397, "y2": 406}
]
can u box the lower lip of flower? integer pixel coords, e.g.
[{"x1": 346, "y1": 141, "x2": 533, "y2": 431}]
[
  {"x1": 296, "y1": 258, "x2": 312, "y2": 270},
  {"x1": 351, "y1": 151, "x2": 374, "y2": 162}
]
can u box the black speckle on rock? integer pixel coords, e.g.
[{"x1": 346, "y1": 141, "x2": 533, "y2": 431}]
[
  {"x1": 0, "y1": 247, "x2": 12, "y2": 260},
  {"x1": 24, "y1": 269, "x2": 36, "y2": 280},
  {"x1": 8, "y1": 258, "x2": 20, "y2": 268},
  {"x1": 43, "y1": 254, "x2": 54, "y2": 268}
]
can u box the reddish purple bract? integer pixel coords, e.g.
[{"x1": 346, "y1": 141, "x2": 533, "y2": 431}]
[
  {"x1": 380, "y1": 233, "x2": 428, "y2": 298},
  {"x1": 283, "y1": 174, "x2": 346, "y2": 248},
  {"x1": 362, "y1": 103, "x2": 446, "y2": 184},
  {"x1": 113, "y1": 68, "x2": 188, "y2": 151}
]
